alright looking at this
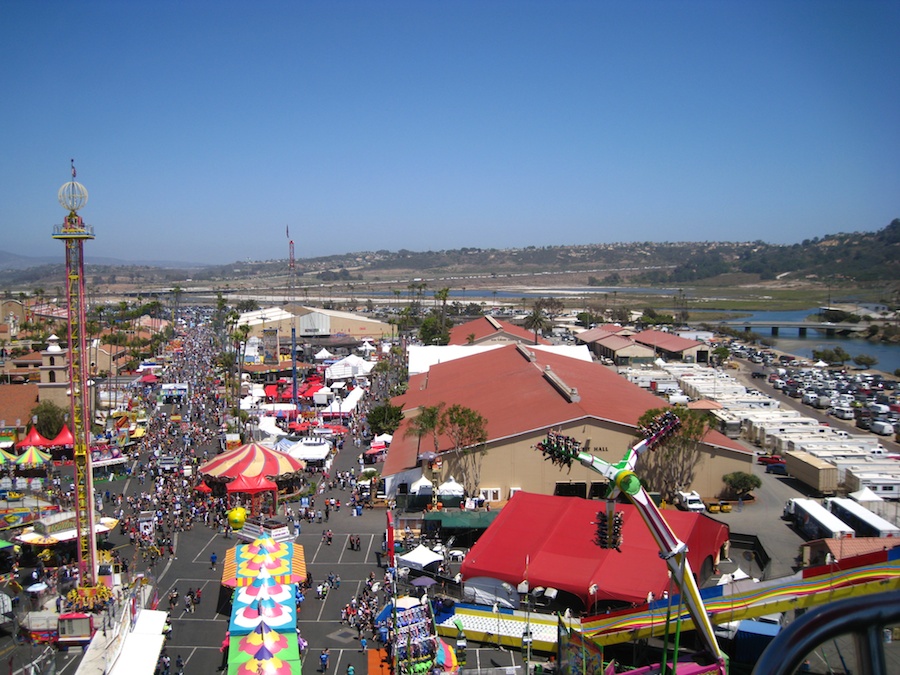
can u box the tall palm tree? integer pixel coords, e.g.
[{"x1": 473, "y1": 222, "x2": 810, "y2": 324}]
[
  {"x1": 523, "y1": 306, "x2": 550, "y2": 345},
  {"x1": 433, "y1": 287, "x2": 450, "y2": 333}
]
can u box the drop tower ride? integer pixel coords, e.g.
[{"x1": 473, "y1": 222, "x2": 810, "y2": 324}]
[{"x1": 52, "y1": 160, "x2": 98, "y2": 585}]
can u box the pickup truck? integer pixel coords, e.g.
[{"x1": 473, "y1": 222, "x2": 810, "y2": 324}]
[
  {"x1": 756, "y1": 454, "x2": 785, "y2": 465},
  {"x1": 675, "y1": 490, "x2": 706, "y2": 512}
]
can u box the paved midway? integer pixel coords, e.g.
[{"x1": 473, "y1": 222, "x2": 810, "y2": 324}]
[{"x1": 23, "y1": 423, "x2": 530, "y2": 675}]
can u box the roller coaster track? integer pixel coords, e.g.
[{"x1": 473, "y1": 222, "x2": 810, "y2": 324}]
[{"x1": 582, "y1": 552, "x2": 900, "y2": 646}]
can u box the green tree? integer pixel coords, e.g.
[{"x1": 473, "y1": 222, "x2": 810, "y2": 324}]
[
  {"x1": 368, "y1": 403, "x2": 404, "y2": 436},
  {"x1": 29, "y1": 400, "x2": 68, "y2": 439},
  {"x1": 637, "y1": 407, "x2": 709, "y2": 502},
  {"x1": 832, "y1": 346, "x2": 850, "y2": 366},
  {"x1": 418, "y1": 315, "x2": 449, "y2": 345},
  {"x1": 722, "y1": 471, "x2": 761, "y2": 498},
  {"x1": 440, "y1": 404, "x2": 489, "y2": 497},
  {"x1": 853, "y1": 353, "x2": 878, "y2": 370}
]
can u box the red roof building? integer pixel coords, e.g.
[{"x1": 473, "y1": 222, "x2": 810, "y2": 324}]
[
  {"x1": 384, "y1": 344, "x2": 751, "y2": 501},
  {"x1": 460, "y1": 491, "x2": 729, "y2": 608},
  {"x1": 448, "y1": 316, "x2": 551, "y2": 346}
]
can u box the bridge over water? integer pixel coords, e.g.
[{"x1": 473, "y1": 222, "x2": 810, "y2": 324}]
[{"x1": 714, "y1": 320, "x2": 867, "y2": 337}]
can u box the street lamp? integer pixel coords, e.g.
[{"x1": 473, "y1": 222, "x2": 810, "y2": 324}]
[{"x1": 519, "y1": 579, "x2": 532, "y2": 674}]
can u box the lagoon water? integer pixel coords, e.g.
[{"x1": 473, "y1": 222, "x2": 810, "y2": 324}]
[{"x1": 723, "y1": 309, "x2": 899, "y2": 375}]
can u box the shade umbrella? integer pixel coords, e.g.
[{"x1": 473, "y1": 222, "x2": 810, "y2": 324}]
[
  {"x1": 394, "y1": 596, "x2": 424, "y2": 610},
  {"x1": 0, "y1": 450, "x2": 17, "y2": 465},
  {"x1": 26, "y1": 582, "x2": 49, "y2": 593},
  {"x1": 15, "y1": 446, "x2": 51, "y2": 466},
  {"x1": 411, "y1": 576, "x2": 438, "y2": 588}
]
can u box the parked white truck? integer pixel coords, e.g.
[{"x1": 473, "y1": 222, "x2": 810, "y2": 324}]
[{"x1": 675, "y1": 490, "x2": 706, "y2": 512}]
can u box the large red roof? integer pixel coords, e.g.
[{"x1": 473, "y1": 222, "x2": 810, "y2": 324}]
[
  {"x1": 460, "y1": 491, "x2": 729, "y2": 606},
  {"x1": 383, "y1": 344, "x2": 745, "y2": 477}
]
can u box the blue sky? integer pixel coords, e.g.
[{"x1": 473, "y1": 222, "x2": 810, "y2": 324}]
[{"x1": 2, "y1": 1, "x2": 898, "y2": 265}]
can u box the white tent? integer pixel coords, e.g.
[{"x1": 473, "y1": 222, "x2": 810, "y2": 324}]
[
  {"x1": 373, "y1": 433, "x2": 393, "y2": 445},
  {"x1": 437, "y1": 476, "x2": 465, "y2": 497},
  {"x1": 285, "y1": 438, "x2": 332, "y2": 462},
  {"x1": 315, "y1": 348, "x2": 334, "y2": 360},
  {"x1": 359, "y1": 341, "x2": 376, "y2": 353},
  {"x1": 717, "y1": 567, "x2": 752, "y2": 585},
  {"x1": 850, "y1": 486, "x2": 884, "y2": 503},
  {"x1": 410, "y1": 475, "x2": 434, "y2": 495},
  {"x1": 326, "y1": 354, "x2": 375, "y2": 381},
  {"x1": 397, "y1": 544, "x2": 443, "y2": 571},
  {"x1": 814, "y1": 360, "x2": 829, "y2": 368}
]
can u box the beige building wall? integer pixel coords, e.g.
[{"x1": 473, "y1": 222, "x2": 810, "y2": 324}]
[{"x1": 438, "y1": 418, "x2": 752, "y2": 505}]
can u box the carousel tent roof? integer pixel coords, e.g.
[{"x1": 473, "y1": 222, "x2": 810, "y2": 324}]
[
  {"x1": 15, "y1": 446, "x2": 51, "y2": 466},
  {"x1": 199, "y1": 443, "x2": 304, "y2": 480}
]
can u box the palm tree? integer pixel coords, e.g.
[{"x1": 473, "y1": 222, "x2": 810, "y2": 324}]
[
  {"x1": 523, "y1": 306, "x2": 550, "y2": 344},
  {"x1": 404, "y1": 404, "x2": 446, "y2": 458},
  {"x1": 434, "y1": 287, "x2": 450, "y2": 334}
]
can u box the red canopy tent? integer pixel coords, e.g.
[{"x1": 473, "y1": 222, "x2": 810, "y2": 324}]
[
  {"x1": 227, "y1": 474, "x2": 278, "y2": 493},
  {"x1": 194, "y1": 481, "x2": 212, "y2": 494},
  {"x1": 139, "y1": 372, "x2": 158, "y2": 384},
  {"x1": 16, "y1": 427, "x2": 53, "y2": 448},
  {"x1": 226, "y1": 474, "x2": 279, "y2": 515},
  {"x1": 460, "y1": 491, "x2": 729, "y2": 609},
  {"x1": 49, "y1": 426, "x2": 74, "y2": 446}
]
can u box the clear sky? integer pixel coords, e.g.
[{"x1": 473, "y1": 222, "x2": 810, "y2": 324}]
[{"x1": 2, "y1": 1, "x2": 898, "y2": 265}]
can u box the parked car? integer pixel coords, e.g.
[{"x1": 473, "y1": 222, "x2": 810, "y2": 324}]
[
  {"x1": 757, "y1": 454, "x2": 785, "y2": 465},
  {"x1": 766, "y1": 463, "x2": 788, "y2": 475}
]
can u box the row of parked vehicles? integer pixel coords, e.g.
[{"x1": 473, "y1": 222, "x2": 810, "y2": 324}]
[{"x1": 734, "y1": 345, "x2": 900, "y2": 439}]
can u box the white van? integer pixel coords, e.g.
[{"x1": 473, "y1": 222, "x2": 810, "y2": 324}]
[
  {"x1": 870, "y1": 420, "x2": 894, "y2": 436},
  {"x1": 831, "y1": 406, "x2": 855, "y2": 420}
]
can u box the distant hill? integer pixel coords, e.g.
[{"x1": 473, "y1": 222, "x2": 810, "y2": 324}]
[
  {"x1": 0, "y1": 219, "x2": 896, "y2": 290},
  {"x1": 0, "y1": 251, "x2": 205, "y2": 271}
]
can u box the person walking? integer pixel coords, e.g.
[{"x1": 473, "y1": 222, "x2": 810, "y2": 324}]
[
  {"x1": 319, "y1": 649, "x2": 330, "y2": 673},
  {"x1": 210, "y1": 552, "x2": 217, "y2": 570}
]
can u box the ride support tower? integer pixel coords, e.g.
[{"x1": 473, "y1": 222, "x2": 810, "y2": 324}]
[{"x1": 52, "y1": 160, "x2": 98, "y2": 585}]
